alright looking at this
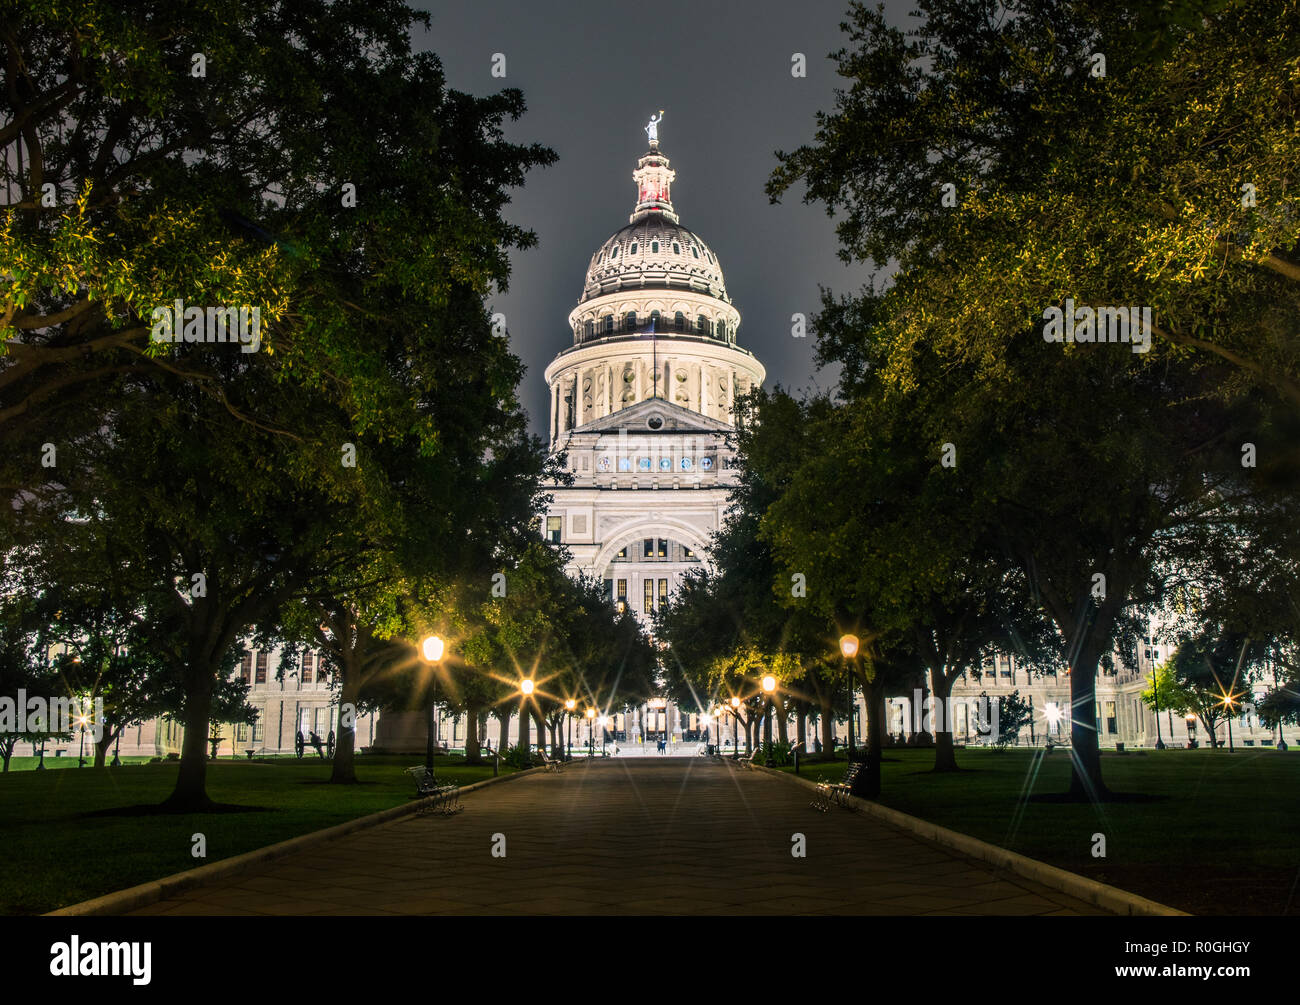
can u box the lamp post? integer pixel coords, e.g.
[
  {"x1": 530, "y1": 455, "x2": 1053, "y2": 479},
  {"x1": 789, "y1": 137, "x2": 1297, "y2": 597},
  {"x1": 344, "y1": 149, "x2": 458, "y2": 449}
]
[
  {"x1": 586, "y1": 706, "x2": 595, "y2": 757},
  {"x1": 565, "y1": 698, "x2": 576, "y2": 761},
  {"x1": 77, "y1": 714, "x2": 87, "y2": 767},
  {"x1": 519, "y1": 678, "x2": 535, "y2": 756},
  {"x1": 762, "y1": 674, "x2": 777, "y2": 766},
  {"x1": 598, "y1": 714, "x2": 609, "y2": 756},
  {"x1": 420, "y1": 635, "x2": 445, "y2": 777},
  {"x1": 840, "y1": 635, "x2": 859, "y2": 760},
  {"x1": 1186, "y1": 712, "x2": 1197, "y2": 748},
  {"x1": 730, "y1": 696, "x2": 740, "y2": 760}
]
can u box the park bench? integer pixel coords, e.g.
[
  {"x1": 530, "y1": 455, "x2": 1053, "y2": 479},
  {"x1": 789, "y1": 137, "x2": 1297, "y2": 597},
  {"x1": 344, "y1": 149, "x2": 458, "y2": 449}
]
[
  {"x1": 537, "y1": 748, "x2": 562, "y2": 773},
  {"x1": 405, "y1": 766, "x2": 462, "y2": 816},
  {"x1": 811, "y1": 761, "x2": 865, "y2": 812}
]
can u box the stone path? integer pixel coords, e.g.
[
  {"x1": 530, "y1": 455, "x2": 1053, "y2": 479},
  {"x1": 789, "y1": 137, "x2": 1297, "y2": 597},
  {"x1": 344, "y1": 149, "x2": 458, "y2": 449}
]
[{"x1": 129, "y1": 758, "x2": 1109, "y2": 915}]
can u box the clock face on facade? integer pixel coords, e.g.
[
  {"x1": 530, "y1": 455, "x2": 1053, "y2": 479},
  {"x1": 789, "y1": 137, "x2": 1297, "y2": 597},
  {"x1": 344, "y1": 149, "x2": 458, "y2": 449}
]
[
  {"x1": 638, "y1": 457, "x2": 652, "y2": 471},
  {"x1": 680, "y1": 457, "x2": 693, "y2": 470},
  {"x1": 619, "y1": 457, "x2": 631, "y2": 471},
  {"x1": 700, "y1": 456, "x2": 714, "y2": 470},
  {"x1": 658, "y1": 457, "x2": 672, "y2": 470},
  {"x1": 598, "y1": 456, "x2": 610, "y2": 471}
]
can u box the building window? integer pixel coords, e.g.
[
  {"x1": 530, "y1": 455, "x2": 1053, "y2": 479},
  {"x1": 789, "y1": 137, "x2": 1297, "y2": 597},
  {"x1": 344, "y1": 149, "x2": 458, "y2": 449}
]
[
  {"x1": 617, "y1": 546, "x2": 627, "y2": 558},
  {"x1": 583, "y1": 320, "x2": 593, "y2": 340},
  {"x1": 643, "y1": 538, "x2": 654, "y2": 558},
  {"x1": 672, "y1": 242, "x2": 680, "y2": 255},
  {"x1": 651, "y1": 241, "x2": 659, "y2": 253},
  {"x1": 252, "y1": 720, "x2": 263, "y2": 742},
  {"x1": 692, "y1": 246, "x2": 699, "y2": 258},
  {"x1": 674, "y1": 311, "x2": 686, "y2": 332},
  {"x1": 657, "y1": 539, "x2": 667, "y2": 558},
  {"x1": 240, "y1": 649, "x2": 252, "y2": 684},
  {"x1": 683, "y1": 546, "x2": 694, "y2": 558},
  {"x1": 658, "y1": 579, "x2": 668, "y2": 606},
  {"x1": 629, "y1": 243, "x2": 638, "y2": 254},
  {"x1": 650, "y1": 309, "x2": 661, "y2": 330},
  {"x1": 1105, "y1": 701, "x2": 1117, "y2": 734},
  {"x1": 617, "y1": 579, "x2": 628, "y2": 605},
  {"x1": 302, "y1": 651, "x2": 313, "y2": 684},
  {"x1": 697, "y1": 315, "x2": 709, "y2": 335},
  {"x1": 255, "y1": 651, "x2": 267, "y2": 684},
  {"x1": 638, "y1": 457, "x2": 652, "y2": 471},
  {"x1": 625, "y1": 311, "x2": 637, "y2": 330},
  {"x1": 644, "y1": 579, "x2": 654, "y2": 614},
  {"x1": 604, "y1": 578, "x2": 614, "y2": 600},
  {"x1": 602, "y1": 315, "x2": 614, "y2": 335},
  {"x1": 546, "y1": 516, "x2": 562, "y2": 543},
  {"x1": 618, "y1": 457, "x2": 631, "y2": 471},
  {"x1": 236, "y1": 723, "x2": 249, "y2": 742},
  {"x1": 610, "y1": 246, "x2": 619, "y2": 258}
]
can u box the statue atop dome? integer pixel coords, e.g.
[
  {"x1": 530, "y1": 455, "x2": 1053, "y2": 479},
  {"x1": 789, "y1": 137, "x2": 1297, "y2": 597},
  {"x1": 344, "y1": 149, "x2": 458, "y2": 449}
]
[{"x1": 645, "y1": 110, "x2": 664, "y2": 146}]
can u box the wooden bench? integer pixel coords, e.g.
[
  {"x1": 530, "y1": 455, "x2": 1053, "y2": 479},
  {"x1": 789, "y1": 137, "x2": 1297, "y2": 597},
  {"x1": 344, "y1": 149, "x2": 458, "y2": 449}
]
[
  {"x1": 812, "y1": 761, "x2": 865, "y2": 812},
  {"x1": 537, "y1": 748, "x2": 562, "y2": 773},
  {"x1": 406, "y1": 766, "x2": 461, "y2": 816}
]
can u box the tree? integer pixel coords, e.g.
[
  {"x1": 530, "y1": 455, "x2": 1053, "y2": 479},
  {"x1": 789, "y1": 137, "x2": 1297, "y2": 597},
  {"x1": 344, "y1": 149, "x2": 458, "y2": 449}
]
[
  {"x1": 765, "y1": 0, "x2": 1290, "y2": 798},
  {"x1": 3, "y1": 2, "x2": 557, "y2": 810}
]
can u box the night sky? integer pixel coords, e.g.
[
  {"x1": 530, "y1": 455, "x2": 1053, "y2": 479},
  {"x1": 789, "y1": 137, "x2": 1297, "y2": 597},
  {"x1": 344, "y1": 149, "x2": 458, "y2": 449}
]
[{"x1": 415, "y1": 0, "x2": 909, "y2": 438}]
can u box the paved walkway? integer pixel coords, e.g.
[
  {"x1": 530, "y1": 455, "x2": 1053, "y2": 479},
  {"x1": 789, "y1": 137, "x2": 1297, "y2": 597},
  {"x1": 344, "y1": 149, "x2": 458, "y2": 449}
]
[{"x1": 129, "y1": 759, "x2": 1108, "y2": 915}]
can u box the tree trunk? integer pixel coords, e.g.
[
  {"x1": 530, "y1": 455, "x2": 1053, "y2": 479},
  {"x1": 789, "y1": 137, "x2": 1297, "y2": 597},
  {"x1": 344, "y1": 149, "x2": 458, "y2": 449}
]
[
  {"x1": 860, "y1": 676, "x2": 885, "y2": 798},
  {"x1": 930, "y1": 669, "x2": 958, "y2": 772},
  {"x1": 329, "y1": 663, "x2": 361, "y2": 783},
  {"x1": 464, "y1": 703, "x2": 482, "y2": 765},
  {"x1": 776, "y1": 704, "x2": 789, "y2": 746},
  {"x1": 160, "y1": 670, "x2": 217, "y2": 811},
  {"x1": 497, "y1": 710, "x2": 509, "y2": 754},
  {"x1": 1, "y1": 738, "x2": 13, "y2": 772},
  {"x1": 1067, "y1": 637, "x2": 1110, "y2": 799},
  {"x1": 517, "y1": 702, "x2": 529, "y2": 752},
  {"x1": 93, "y1": 725, "x2": 116, "y2": 768},
  {"x1": 820, "y1": 697, "x2": 835, "y2": 759},
  {"x1": 795, "y1": 705, "x2": 806, "y2": 756}
]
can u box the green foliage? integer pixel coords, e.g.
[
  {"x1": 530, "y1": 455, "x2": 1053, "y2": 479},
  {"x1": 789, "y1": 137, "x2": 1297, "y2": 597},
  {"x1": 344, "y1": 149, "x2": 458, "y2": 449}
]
[{"x1": 501, "y1": 744, "x2": 534, "y2": 770}]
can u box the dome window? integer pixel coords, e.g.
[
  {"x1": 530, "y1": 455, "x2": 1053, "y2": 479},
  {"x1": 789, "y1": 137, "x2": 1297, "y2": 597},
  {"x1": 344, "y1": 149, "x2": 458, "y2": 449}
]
[
  {"x1": 610, "y1": 246, "x2": 619, "y2": 258},
  {"x1": 651, "y1": 240, "x2": 659, "y2": 253},
  {"x1": 624, "y1": 311, "x2": 637, "y2": 330},
  {"x1": 629, "y1": 243, "x2": 638, "y2": 254},
  {"x1": 672, "y1": 242, "x2": 681, "y2": 255},
  {"x1": 697, "y1": 315, "x2": 709, "y2": 335},
  {"x1": 692, "y1": 246, "x2": 700, "y2": 258},
  {"x1": 583, "y1": 321, "x2": 594, "y2": 340},
  {"x1": 598, "y1": 253, "x2": 604, "y2": 263},
  {"x1": 602, "y1": 315, "x2": 614, "y2": 335},
  {"x1": 650, "y1": 310, "x2": 661, "y2": 331},
  {"x1": 673, "y1": 311, "x2": 687, "y2": 333}
]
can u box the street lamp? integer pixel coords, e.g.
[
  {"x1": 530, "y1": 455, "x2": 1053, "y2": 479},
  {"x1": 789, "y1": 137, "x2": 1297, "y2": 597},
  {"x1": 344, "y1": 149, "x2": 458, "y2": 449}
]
[
  {"x1": 1151, "y1": 668, "x2": 1165, "y2": 749},
  {"x1": 840, "y1": 635, "x2": 859, "y2": 759},
  {"x1": 565, "y1": 698, "x2": 576, "y2": 761},
  {"x1": 519, "y1": 679, "x2": 535, "y2": 756},
  {"x1": 77, "y1": 714, "x2": 88, "y2": 767},
  {"x1": 701, "y1": 710, "x2": 712, "y2": 753},
  {"x1": 586, "y1": 706, "x2": 596, "y2": 757},
  {"x1": 1186, "y1": 712, "x2": 1197, "y2": 748},
  {"x1": 730, "y1": 695, "x2": 740, "y2": 760},
  {"x1": 761, "y1": 674, "x2": 777, "y2": 766},
  {"x1": 420, "y1": 635, "x2": 445, "y2": 777}
]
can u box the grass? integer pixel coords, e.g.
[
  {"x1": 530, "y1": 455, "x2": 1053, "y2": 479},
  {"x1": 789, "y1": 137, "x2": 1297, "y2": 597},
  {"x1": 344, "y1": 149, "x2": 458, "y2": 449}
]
[
  {"x1": 778, "y1": 746, "x2": 1300, "y2": 915},
  {"x1": 0, "y1": 753, "x2": 515, "y2": 915}
]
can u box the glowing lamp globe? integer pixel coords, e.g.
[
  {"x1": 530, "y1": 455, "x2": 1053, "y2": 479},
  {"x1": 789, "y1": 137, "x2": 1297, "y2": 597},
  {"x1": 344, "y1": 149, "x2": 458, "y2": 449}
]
[
  {"x1": 840, "y1": 634, "x2": 859, "y2": 659},
  {"x1": 421, "y1": 635, "x2": 445, "y2": 662},
  {"x1": 761, "y1": 675, "x2": 777, "y2": 694}
]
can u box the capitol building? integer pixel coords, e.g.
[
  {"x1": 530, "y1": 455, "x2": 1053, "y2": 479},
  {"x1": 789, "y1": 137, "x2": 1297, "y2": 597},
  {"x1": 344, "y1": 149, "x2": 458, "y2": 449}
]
[{"x1": 541, "y1": 122, "x2": 763, "y2": 624}]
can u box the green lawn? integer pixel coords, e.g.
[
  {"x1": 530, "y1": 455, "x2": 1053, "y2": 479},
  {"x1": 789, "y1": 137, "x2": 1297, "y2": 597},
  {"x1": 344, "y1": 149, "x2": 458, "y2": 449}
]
[
  {"x1": 0, "y1": 754, "x2": 515, "y2": 915},
  {"x1": 779, "y1": 747, "x2": 1300, "y2": 915}
]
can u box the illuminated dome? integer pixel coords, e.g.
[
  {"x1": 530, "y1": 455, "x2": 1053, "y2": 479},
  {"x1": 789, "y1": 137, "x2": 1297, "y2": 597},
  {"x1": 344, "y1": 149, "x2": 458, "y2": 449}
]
[
  {"x1": 580, "y1": 218, "x2": 730, "y2": 307},
  {"x1": 568, "y1": 135, "x2": 741, "y2": 346},
  {"x1": 548, "y1": 115, "x2": 763, "y2": 440}
]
